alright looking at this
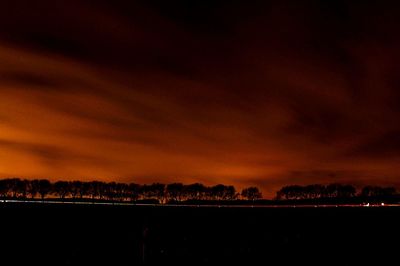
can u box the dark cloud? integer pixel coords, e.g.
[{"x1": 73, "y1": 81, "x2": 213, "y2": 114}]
[
  {"x1": 346, "y1": 130, "x2": 400, "y2": 159},
  {"x1": 0, "y1": 139, "x2": 108, "y2": 170},
  {"x1": 0, "y1": 71, "x2": 60, "y2": 88}
]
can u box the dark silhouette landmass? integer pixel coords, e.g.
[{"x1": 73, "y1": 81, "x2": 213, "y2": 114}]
[
  {"x1": 0, "y1": 178, "x2": 397, "y2": 205},
  {"x1": 274, "y1": 183, "x2": 399, "y2": 205},
  {"x1": 0, "y1": 179, "x2": 399, "y2": 265},
  {"x1": 0, "y1": 178, "x2": 261, "y2": 203},
  {"x1": 2, "y1": 199, "x2": 399, "y2": 265}
]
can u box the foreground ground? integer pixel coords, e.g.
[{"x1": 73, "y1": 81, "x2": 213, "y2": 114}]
[{"x1": 0, "y1": 202, "x2": 398, "y2": 265}]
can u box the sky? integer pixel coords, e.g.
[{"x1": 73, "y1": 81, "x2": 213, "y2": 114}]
[{"x1": 0, "y1": 1, "x2": 400, "y2": 197}]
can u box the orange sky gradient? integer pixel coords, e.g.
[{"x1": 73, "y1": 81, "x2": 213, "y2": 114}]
[{"x1": 1, "y1": 1, "x2": 400, "y2": 197}]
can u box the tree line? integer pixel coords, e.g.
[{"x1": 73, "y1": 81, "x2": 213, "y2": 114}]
[
  {"x1": 275, "y1": 183, "x2": 397, "y2": 200},
  {"x1": 0, "y1": 178, "x2": 262, "y2": 203}
]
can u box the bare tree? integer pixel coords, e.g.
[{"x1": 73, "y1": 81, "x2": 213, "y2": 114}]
[
  {"x1": 38, "y1": 179, "x2": 51, "y2": 200},
  {"x1": 241, "y1": 187, "x2": 262, "y2": 201},
  {"x1": 166, "y1": 183, "x2": 184, "y2": 202}
]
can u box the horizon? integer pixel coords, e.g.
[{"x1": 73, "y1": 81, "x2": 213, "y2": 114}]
[
  {"x1": 1, "y1": 1, "x2": 400, "y2": 198},
  {"x1": 0, "y1": 176, "x2": 397, "y2": 201}
]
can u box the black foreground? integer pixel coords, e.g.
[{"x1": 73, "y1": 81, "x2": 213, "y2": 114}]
[{"x1": 1, "y1": 203, "x2": 398, "y2": 265}]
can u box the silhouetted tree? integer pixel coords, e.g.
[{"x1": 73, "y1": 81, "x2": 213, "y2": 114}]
[
  {"x1": 304, "y1": 184, "x2": 324, "y2": 199},
  {"x1": 27, "y1": 179, "x2": 40, "y2": 199},
  {"x1": 0, "y1": 178, "x2": 266, "y2": 204},
  {"x1": 9, "y1": 178, "x2": 28, "y2": 198},
  {"x1": 69, "y1": 181, "x2": 82, "y2": 199},
  {"x1": 116, "y1": 183, "x2": 129, "y2": 201},
  {"x1": 382, "y1": 186, "x2": 396, "y2": 196},
  {"x1": 276, "y1": 185, "x2": 303, "y2": 200},
  {"x1": 166, "y1": 183, "x2": 184, "y2": 202},
  {"x1": 361, "y1": 186, "x2": 373, "y2": 197},
  {"x1": 152, "y1": 183, "x2": 166, "y2": 202},
  {"x1": 0, "y1": 179, "x2": 10, "y2": 199},
  {"x1": 361, "y1": 186, "x2": 397, "y2": 197},
  {"x1": 38, "y1": 179, "x2": 51, "y2": 200},
  {"x1": 211, "y1": 184, "x2": 228, "y2": 200},
  {"x1": 105, "y1": 182, "x2": 117, "y2": 201},
  {"x1": 241, "y1": 187, "x2": 262, "y2": 201},
  {"x1": 185, "y1": 183, "x2": 207, "y2": 200},
  {"x1": 105, "y1": 182, "x2": 129, "y2": 201},
  {"x1": 325, "y1": 183, "x2": 356, "y2": 198},
  {"x1": 87, "y1": 181, "x2": 105, "y2": 200},
  {"x1": 276, "y1": 183, "x2": 356, "y2": 200},
  {"x1": 142, "y1": 183, "x2": 165, "y2": 202},
  {"x1": 53, "y1": 181, "x2": 70, "y2": 199},
  {"x1": 326, "y1": 183, "x2": 340, "y2": 198},
  {"x1": 127, "y1": 183, "x2": 141, "y2": 201},
  {"x1": 337, "y1": 185, "x2": 356, "y2": 198},
  {"x1": 224, "y1": 185, "x2": 237, "y2": 200},
  {"x1": 20, "y1": 179, "x2": 30, "y2": 199},
  {"x1": 211, "y1": 184, "x2": 236, "y2": 200},
  {"x1": 276, "y1": 186, "x2": 288, "y2": 200},
  {"x1": 81, "y1": 182, "x2": 91, "y2": 199}
]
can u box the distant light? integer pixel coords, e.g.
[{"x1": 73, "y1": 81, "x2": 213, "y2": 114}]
[
  {"x1": 365, "y1": 203, "x2": 370, "y2": 207},
  {"x1": 381, "y1": 202, "x2": 385, "y2": 206}
]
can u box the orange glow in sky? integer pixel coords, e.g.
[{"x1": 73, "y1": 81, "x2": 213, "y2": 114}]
[{"x1": 1, "y1": 1, "x2": 400, "y2": 197}]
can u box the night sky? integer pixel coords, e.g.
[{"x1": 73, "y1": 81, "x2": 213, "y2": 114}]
[{"x1": 0, "y1": 1, "x2": 400, "y2": 197}]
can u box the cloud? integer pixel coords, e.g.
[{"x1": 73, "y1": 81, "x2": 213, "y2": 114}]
[{"x1": 0, "y1": 1, "x2": 400, "y2": 197}]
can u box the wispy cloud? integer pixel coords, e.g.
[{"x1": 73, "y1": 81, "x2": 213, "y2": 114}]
[{"x1": 0, "y1": 1, "x2": 400, "y2": 197}]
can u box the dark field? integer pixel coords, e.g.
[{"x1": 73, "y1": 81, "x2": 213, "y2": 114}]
[{"x1": 1, "y1": 203, "x2": 398, "y2": 265}]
